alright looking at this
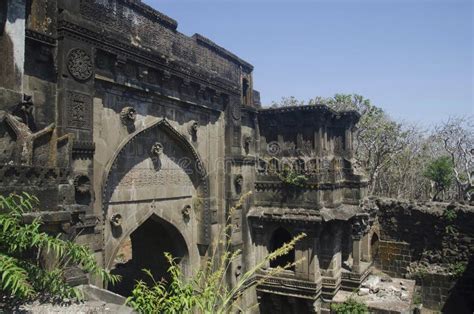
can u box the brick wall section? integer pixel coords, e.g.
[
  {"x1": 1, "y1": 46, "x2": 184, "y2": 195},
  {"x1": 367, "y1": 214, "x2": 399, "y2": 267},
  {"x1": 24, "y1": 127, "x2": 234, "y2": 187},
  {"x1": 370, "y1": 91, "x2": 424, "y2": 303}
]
[
  {"x1": 415, "y1": 273, "x2": 456, "y2": 311},
  {"x1": 374, "y1": 240, "x2": 411, "y2": 277}
]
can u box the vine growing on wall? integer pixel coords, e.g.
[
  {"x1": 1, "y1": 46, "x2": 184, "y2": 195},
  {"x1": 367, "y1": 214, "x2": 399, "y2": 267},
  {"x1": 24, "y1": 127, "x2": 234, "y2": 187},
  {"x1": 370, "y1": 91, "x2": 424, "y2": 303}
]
[{"x1": 442, "y1": 205, "x2": 459, "y2": 236}]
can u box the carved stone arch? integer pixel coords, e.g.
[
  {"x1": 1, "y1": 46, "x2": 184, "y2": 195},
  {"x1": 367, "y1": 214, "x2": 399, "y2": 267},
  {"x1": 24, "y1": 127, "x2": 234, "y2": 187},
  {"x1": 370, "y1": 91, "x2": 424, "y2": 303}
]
[
  {"x1": 108, "y1": 209, "x2": 193, "y2": 270},
  {"x1": 102, "y1": 118, "x2": 211, "y2": 271},
  {"x1": 307, "y1": 158, "x2": 318, "y2": 174},
  {"x1": 268, "y1": 157, "x2": 279, "y2": 174},
  {"x1": 293, "y1": 158, "x2": 305, "y2": 174}
]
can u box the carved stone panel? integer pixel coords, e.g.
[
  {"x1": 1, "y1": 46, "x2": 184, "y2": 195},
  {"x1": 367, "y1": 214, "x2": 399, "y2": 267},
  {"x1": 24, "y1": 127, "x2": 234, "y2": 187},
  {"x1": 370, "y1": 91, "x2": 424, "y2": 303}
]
[
  {"x1": 107, "y1": 128, "x2": 198, "y2": 204},
  {"x1": 66, "y1": 91, "x2": 92, "y2": 130}
]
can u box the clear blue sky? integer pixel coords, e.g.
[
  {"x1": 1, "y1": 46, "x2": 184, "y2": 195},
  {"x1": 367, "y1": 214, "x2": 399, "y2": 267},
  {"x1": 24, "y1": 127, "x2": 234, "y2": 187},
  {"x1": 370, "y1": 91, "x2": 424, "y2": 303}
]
[{"x1": 143, "y1": 0, "x2": 473, "y2": 126}]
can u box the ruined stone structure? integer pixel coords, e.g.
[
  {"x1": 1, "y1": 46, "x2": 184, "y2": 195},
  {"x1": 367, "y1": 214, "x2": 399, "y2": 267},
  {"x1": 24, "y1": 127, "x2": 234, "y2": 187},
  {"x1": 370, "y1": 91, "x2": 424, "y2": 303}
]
[{"x1": 0, "y1": 0, "x2": 374, "y2": 312}]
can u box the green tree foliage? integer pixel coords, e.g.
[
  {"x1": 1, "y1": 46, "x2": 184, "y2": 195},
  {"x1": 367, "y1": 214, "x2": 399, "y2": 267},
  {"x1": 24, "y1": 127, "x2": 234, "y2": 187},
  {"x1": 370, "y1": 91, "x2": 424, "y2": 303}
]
[
  {"x1": 127, "y1": 193, "x2": 306, "y2": 313},
  {"x1": 423, "y1": 156, "x2": 454, "y2": 200},
  {"x1": 0, "y1": 193, "x2": 119, "y2": 301}
]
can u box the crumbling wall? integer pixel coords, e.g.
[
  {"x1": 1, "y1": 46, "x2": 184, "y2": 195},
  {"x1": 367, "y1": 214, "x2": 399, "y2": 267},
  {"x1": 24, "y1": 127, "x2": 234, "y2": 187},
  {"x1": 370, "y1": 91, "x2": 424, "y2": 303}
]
[{"x1": 373, "y1": 198, "x2": 474, "y2": 312}]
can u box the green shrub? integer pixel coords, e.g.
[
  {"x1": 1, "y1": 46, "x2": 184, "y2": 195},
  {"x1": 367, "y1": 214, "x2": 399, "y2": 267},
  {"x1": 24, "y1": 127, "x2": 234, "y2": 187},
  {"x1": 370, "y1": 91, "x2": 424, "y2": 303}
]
[
  {"x1": 126, "y1": 192, "x2": 306, "y2": 313},
  {"x1": 331, "y1": 298, "x2": 369, "y2": 314},
  {"x1": 279, "y1": 169, "x2": 308, "y2": 188},
  {"x1": 423, "y1": 156, "x2": 454, "y2": 200},
  {"x1": 0, "y1": 193, "x2": 119, "y2": 301},
  {"x1": 449, "y1": 262, "x2": 467, "y2": 278}
]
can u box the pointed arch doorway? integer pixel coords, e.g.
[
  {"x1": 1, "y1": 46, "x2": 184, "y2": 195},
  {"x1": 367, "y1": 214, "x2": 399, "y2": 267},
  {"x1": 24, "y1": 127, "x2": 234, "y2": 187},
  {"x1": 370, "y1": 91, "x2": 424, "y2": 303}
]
[{"x1": 101, "y1": 119, "x2": 211, "y2": 296}]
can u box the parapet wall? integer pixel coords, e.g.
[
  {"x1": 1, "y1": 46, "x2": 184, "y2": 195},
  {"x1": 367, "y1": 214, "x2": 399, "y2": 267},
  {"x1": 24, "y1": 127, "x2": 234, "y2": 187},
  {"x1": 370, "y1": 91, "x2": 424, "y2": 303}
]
[
  {"x1": 375, "y1": 198, "x2": 473, "y2": 265},
  {"x1": 372, "y1": 198, "x2": 474, "y2": 312}
]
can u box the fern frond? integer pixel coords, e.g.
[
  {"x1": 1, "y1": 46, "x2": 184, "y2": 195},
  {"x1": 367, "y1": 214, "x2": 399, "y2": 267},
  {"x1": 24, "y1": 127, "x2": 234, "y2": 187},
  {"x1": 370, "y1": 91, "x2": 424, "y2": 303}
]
[{"x1": 0, "y1": 253, "x2": 35, "y2": 299}]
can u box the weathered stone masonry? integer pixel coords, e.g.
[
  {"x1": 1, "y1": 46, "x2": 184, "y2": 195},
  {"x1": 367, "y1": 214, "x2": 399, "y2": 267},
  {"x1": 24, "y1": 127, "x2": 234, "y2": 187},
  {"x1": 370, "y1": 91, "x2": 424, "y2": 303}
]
[
  {"x1": 373, "y1": 198, "x2": 474, "y2": 313},
  {"x1": 0, "y1": 1, "x2": 376, "y2": 312}
]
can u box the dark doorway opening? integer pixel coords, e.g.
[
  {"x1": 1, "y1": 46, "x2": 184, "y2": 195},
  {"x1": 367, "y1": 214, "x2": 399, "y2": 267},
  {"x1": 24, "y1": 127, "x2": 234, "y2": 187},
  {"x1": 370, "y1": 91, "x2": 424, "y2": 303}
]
[
  {"x1": 371, "y1": 233, "x2": 379, "y2": 261},
  {"x1": 269, "y1": 227, "x2": 295, "y2": 270},
  {"x1": 109, "y1": 215, "x2": 188, "y2": 296}
]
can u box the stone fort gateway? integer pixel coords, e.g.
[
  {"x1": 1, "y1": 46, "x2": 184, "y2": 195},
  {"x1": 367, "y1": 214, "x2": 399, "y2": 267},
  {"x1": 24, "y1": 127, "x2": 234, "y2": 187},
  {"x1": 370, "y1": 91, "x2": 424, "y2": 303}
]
[{"x1": 1, "y1": 1, "x2": 473, "y2": 313}]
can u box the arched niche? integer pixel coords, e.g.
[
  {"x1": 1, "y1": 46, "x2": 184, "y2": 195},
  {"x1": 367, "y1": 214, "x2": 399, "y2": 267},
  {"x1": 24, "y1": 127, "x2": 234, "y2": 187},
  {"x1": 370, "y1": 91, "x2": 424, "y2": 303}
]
[
  {"x1": 101, "y1": 119, "x2": 210, "y2": 272},
  {"x1": 268, "y1": 227, "x2": 295, "y2": 270}
]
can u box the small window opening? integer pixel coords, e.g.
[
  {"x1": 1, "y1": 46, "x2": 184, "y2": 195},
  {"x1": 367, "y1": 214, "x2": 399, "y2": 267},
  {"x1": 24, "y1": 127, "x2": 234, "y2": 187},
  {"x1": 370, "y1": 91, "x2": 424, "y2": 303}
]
[{"x1": 269, "y1": 227, "x2": 295, "y2": 270}]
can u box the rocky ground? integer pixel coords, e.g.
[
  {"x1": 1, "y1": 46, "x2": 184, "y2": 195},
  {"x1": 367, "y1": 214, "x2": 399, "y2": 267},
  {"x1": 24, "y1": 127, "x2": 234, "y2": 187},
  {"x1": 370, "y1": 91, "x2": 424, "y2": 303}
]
[
  {"x1": 333, "y1": 273, "x2": 417, "y2": 313},
  {"x1": 6, "y1": 301, "x2": 134, "y2": 314}
]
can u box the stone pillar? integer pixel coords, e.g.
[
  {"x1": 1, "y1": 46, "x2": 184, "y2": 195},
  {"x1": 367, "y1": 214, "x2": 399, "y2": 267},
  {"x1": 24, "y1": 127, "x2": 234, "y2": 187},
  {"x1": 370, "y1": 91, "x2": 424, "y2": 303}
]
[
  {"x1": 352, "y1": 237, "x2": 362, "y2": 273},
  {"x1": 253, "y1": 223, "x2": 267, "y2": 268},
  {"x1": 323, "y1": 126, "x2": 328, "y2": 152},
  {"x1": 345, "y1": 127, "x2": 353, "y2": 158},
  {"x1": 351, "y1": 214, "x2": 369, "y2": 274},
  {"x1": 295, "y1": 227, "x2": 310, "y2": 280},
  {"x1": 315, "y1": 126, "x2": 323, "y2": 156},
  {"x1": 308, "y1": 229, "x2": 321, "y2": 282},
  {"x1": 361, "y1": 232, "x2": 371, "y2": 262}
]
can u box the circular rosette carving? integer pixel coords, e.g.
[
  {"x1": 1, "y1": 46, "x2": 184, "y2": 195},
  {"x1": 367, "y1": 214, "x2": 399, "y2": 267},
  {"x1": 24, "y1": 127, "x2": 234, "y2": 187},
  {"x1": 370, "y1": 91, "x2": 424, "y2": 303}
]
[
  {"x1": 267, "y1": 141, "x2": 281, "y2": 156},
  {"x1": 120, "y1": 106, "x2": 137, "y2": 125},
  {"x1": 74, "y1": 175, "x2": 91, "y2": 194},
  {"x1": 73, "y1": 174, "x2": 92, "y2": 206},
  {"x1": 67, "y1": 48, "x2": 93, "y2": 81}
]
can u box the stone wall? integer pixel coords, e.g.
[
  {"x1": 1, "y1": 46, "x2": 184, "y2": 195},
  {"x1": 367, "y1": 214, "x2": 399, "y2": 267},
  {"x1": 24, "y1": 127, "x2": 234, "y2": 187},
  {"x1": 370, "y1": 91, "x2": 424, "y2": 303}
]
[
  {"x1": 374, "y1": 240, "x2": 410, "y2": 277},
  {"x1": 373, "y1": 198, "x2": 474, "y2": 313}
]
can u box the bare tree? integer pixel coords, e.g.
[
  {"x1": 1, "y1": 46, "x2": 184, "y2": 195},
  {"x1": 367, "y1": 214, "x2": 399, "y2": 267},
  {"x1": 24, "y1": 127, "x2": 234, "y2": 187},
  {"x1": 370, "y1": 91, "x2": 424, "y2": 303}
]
[{"x1": 435, "y1": 117, "x2": 474, "y2": 201}]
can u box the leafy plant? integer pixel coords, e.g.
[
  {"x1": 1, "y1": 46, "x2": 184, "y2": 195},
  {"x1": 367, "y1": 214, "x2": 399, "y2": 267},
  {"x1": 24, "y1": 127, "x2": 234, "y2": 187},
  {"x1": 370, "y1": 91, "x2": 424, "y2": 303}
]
[
  {"x1": 444, "y1": 224, "x2": 458, "y2": 236},
  {"x1": 279, "y1": 169, "x2": 308, "y2": 188},
  {"x1": 413, "y1": 292, "x2": 422, "y2": 305},
  {"x1": 331, "y1": 297, "x2": 369, "y2": 314},
  {"x1": 0, "y1": 193, "x2": 119, "y2": 301},
  {"x1": 449, "y1": 262, "x2": 467, "y2": 278},
  {"x1": 442, "y1": 206, "x2": 457, "y2": 223},
  {"x1": 126, "y1": 192, "x2": 306, "y2": 313}
]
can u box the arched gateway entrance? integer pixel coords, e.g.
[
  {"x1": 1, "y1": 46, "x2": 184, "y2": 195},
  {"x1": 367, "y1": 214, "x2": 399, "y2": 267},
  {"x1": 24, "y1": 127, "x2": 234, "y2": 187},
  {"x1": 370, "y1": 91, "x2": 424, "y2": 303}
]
[{"x1": 101, "y1": 119, "x2": 210, "y2": 296}]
